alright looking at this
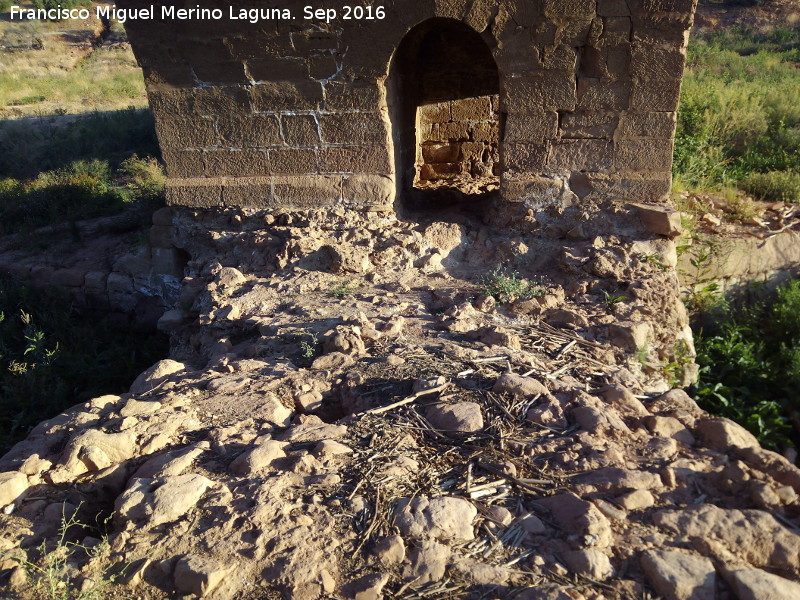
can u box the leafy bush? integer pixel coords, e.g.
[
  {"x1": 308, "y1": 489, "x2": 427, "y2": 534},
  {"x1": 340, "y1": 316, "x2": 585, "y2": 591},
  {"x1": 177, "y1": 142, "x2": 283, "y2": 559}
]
[
  {"x1": 741, "y1": 170, "x2": 800, "y2": 202},
  {"x1": 31, "y1": 0, "x2": 80, "y2": 17},
  {"x1": 691, "y1": 279, "x2": 800, "y2": 451},
  {"x1": 674, "y1": 26, "x2": 800, "y2": 191},
  {"x1": 0, "y1": 156, "x2": 165, "y2": 234},
  {"x1": 118, "y1": 154, "x2": 166, "y2": 205},
  {"x1": 0, "y1": 0, "x2": 12, "y2": 12},
  {"x1": 0, "y1": 278, "x2": 168, "y2": 453},
  {"x1": 0, "y1": 109, "x2": 159, "y2": 179}
]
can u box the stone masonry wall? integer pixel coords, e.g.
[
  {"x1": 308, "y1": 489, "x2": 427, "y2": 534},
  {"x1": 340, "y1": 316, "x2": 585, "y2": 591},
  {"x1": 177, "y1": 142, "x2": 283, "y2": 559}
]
[
  {"x1": 118, "y1": 0, "x2": 698, "y2": 216},
  {"x1": 417, "y1": 95, "x2": 500, "y2": 184}
]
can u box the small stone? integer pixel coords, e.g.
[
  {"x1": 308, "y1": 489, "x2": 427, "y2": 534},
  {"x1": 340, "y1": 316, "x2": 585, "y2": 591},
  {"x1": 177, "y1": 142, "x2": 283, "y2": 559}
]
[
  {"x1": 0, "y1": 472, "x2": 28, "y2": 507},
  {"x1": 130, "y1": 359, "x2": 186, "y2": 395},
  {"x1": 393, "y1": 496, "x2": 477, "y2": 540},
  {"x1": 608, "y1": 321, "x2": 651, "y2": 351},
  {"x1": 643, "y1": 416, "x2": 695, "y2": 445},
  {"x1": 602, "y1": 385, "x2": 649, "y2": 417},
  {"x1": 694, "y1": 417, "x2": 759, "y2": 451},
  {"x1": 229, "y1": 440, "x2": 288, "y2": 476},
  {"x1": 8, "y1": 566, "x2": 26, "y2": 589},
  {"x1": 536, "y1": 493, "x2": 612, "y2": 548},
  {"x1": 517, "y1": 513, "x2": 547, "y2": 534},
  {"x1": 486, "y1": 506, "x2": 513, "y2": 526},
  {"x1": 493, "y1": 372, "x2": 549, "y2": 397},
  {"x1": 311, "y1": 352, "x2": 356, "y2": 371},
  {"x1": 372, "y1": 535, "x2": 405, "y2": 565},
  {"x1": 295, "y1": 390, "x2": 324, "y2": 413},
  {"x1": 78, "y1": 446, "x2": 112, "y2": 471},
  {"x1": 115, "y1": 474, "x2": 213, "y2": 526},
  {"x1": 174, "y1": 554, "x2": 231, "y2": 597},
  {"x1": 473, "y1": 294, "x2": 496, "y2": 312},
  {"x1": 640, "y1": 549, "x2": 715, "y2": 600},
  {"x1": 775, "y1": 485, "x2": 797, "y2": 505},
  {"x1": 313, "y1": 440, "x2": 353, "y2": 457},
  {"x1": 425, "y1": 402, "x2": 483, "y2": 434},
  {"x1": 402, "y1": 540, "x2": 449, "y2": 585},
  {"x1": 632, "y1": 203, "x2": 682, "y2": 236},
  {"x1": 616, "y1": 489, "x2": 655, "y2": 511},
  {"x1": 563, "y1": 549, "x2": 614, "y2": 580},
  {"x1": 386, "y1": 354, "x2": 405, "y2": 366},
  {"x1": 341, "y1": 573, "x2": 390, "y2": 600},
  {"x1": 724, "y1": 568, "x2": 800, "y2": 600},
  {"x1": 544, "y1": 308, "x2": 589, "y2": 329},
  {"x1": 412, "y1": 376, "x2": 447, "y2": 394}
]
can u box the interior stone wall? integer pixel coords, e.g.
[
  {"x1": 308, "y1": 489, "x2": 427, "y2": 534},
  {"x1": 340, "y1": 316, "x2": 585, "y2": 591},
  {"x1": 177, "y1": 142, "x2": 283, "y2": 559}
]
[
  {"x1": 416, "y1": 95, "x2": 500, "y2": 184},
  {"x1": 117, "y1": 0, "x2": 698, "y2": 219}
]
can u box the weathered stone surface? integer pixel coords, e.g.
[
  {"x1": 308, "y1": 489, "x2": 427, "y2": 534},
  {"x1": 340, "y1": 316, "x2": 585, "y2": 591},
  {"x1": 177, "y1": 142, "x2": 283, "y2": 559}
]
[
  {"x1": 723, "y1": 568, "x2": 800, "y2": 600},
  {"x1": 425, "y1": 402, "x2": 484, "y2": 433},
  {"x1": 537, "y1": 493, "x2": 612, "y2": 547},
  {"x1": 393, "y1": 497, "x2": 477, "y2": 540},
  {"x1": 493, "y1": 373, "x2": 549, "y2": 397},
  {"x1": 653, "y1": 505, "x2": 800, "y2": 571},
  {"x1": 632, "y1": 203, "x2": 682, "y2": 236},
  {"x1": 130, "y1": 359, "x2": 186, "y2": 395},
  {"x1": 115, "y1": 474, "x2": 213, "y2": 526},
  {"x1": 694, "y1": 417, "x2": 759, "y2": 452},
  {"x1": 340, "y1": 573, "x2": 390, "y2": 600},
  {"x1": 563, "y1": 549, "x2": 614, "y2": 580},
  {"x1": 229, "y1": 440, "x2": 288, "y2": 476},
  {"x1": 640, "y1": 549, "x2": 715, "y2": 600},
  {"x1": 174, "y1": 554, "x2": 231, "y2": 597},
  {"x1": 0, "y1": 472, "x2": 28, "y2": 506}
]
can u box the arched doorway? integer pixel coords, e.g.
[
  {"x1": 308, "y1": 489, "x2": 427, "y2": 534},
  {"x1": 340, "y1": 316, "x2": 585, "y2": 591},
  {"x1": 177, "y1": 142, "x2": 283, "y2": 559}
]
[{"x1": 387, "y1": 18, "x2": 502, "y2": 214}]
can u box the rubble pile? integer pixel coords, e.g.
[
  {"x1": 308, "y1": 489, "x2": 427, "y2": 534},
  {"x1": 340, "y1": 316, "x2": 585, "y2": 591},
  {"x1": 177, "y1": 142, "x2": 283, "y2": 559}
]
[{"x1": 0, "y1": 208, "x2": 798, "y2": 599}]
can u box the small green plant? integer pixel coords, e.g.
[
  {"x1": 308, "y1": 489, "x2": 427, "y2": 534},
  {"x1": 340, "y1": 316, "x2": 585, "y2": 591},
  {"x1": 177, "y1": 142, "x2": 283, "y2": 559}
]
[
  {"x1": 2, "y1": 505, "x2": 124, "y2": 600},
  {"x1": 298, "y1": 331, "x2": 320, "y2": 360},
  {"x1": 633, "y1": 343, "x2": 651, "y2": 367},
  {"x1": 479, "y1": 265, "x2": 546, "y2": 304},
  {"x1": 684, "y1": 282, "x2": 729, "y2": 314},
  {"x1": 639, "y1": 253, "x2": 667, "y2": 272},
  {"x1": 741, "y1": 170, "x2": 800, "y2": 203},
  {"x1": 663, "y1": 339, "x2": 694, "y2": 388},
  {"x1": 0, "y1": 277, "x2": 168, "y2": 453},
  {"x1": 329, "y1": 278, "x2": 360, "y2": 299},
  {"x1": 601, "y1": 290, "x2": 628, "y2": 314}
]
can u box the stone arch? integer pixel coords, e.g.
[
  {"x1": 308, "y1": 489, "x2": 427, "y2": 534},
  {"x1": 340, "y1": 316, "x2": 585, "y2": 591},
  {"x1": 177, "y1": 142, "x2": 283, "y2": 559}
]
[{"x1": 387, "y1": 18, "x2": 501, "y2": 214}]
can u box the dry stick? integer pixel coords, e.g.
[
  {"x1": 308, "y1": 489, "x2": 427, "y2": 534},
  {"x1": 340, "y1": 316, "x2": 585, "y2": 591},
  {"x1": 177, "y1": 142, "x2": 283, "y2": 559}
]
[
  {"x1": 361, "y1": 383, "x2": 449, "y2": 415},
  {"x1": 477, "y1": 461, "x2": 553, "y2": 492}
]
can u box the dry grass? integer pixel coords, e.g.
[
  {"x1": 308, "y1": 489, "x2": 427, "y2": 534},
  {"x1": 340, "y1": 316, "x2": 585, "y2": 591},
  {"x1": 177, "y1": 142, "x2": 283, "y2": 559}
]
[{"x1": 0, "y1": 7, "x2": 147, "y2": 117}]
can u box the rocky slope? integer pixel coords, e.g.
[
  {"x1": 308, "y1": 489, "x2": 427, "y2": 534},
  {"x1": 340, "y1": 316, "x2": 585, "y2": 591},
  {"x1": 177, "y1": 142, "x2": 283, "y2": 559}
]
[{"x1": 0, "y1": 207, "x2": 799, "y2": 599}]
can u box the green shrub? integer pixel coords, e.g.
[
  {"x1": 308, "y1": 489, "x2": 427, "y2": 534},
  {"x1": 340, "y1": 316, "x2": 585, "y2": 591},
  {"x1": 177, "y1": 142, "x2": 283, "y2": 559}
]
[
  {"x1": 0, "y1": 0, "x2": 13, "y2": 12},
  {"x1": 31, "y1": 0, "x2": 80, "y2": 17},
  {"x1": 741, "y1": 170, "x2": 800, "y2": 202},
  {"x1": 0, "y1": 109, "x2": 159, "y2": 180},
  {"x1": 691, "y1": 278, "x2": 800, "y2": 451},
  {"x1": 0, "y1": 278, "x2": 168, "y2": 453},
  {"x1": 0, "y1": 156, "x2": 164, "y2": 234},
  {"x1": 674, "y1": 26, "x2": 800, "y2": 190},
  {"x1": 118, "y1": 154, "x2": 166, "y2": 205}
]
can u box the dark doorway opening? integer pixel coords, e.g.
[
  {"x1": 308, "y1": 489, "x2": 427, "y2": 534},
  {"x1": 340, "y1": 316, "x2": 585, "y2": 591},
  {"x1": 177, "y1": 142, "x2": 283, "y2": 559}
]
[{"x1": 388, "y1": 18, "x2": 501, "y2": 215}]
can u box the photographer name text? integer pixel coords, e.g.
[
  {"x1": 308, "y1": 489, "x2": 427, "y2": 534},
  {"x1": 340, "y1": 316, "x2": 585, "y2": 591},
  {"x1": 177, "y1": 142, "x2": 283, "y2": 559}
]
[{"x1": 10, "y1": 4, "x2": 386, "y2": 24}]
